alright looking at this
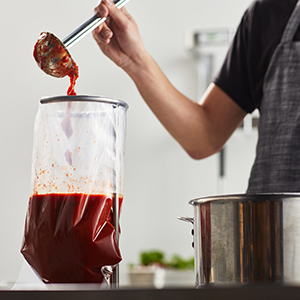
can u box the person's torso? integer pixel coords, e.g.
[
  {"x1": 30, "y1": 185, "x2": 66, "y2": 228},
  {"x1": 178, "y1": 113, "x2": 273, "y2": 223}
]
[{"x1": 247, "y1": 0, "x2": 300, "y2": 193}]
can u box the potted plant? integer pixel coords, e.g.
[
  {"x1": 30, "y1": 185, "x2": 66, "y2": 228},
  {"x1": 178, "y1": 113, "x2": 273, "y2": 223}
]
[
  {"x1": 128, "y1": 250, "x2": 195, "y2": 288},
  {"x1": 127, "y1": 250, "x2": 165, "y2": 287}
]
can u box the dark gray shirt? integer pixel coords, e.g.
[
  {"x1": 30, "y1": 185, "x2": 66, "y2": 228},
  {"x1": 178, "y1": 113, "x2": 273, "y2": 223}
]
[{"x1": 213, "y1": 0, "x2": 300, "y2": 113}]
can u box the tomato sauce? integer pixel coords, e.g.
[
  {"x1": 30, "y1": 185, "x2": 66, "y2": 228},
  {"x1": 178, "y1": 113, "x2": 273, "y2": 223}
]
[
  {"x1": 67, "y1": 70, "x2": 78, "y2": 96},
  {"x1": 33, "y1": 32, "x2": 79, "y2": 95},
  {"x1": 21, "y1": 193, "x2": 122, "y2": 283}
]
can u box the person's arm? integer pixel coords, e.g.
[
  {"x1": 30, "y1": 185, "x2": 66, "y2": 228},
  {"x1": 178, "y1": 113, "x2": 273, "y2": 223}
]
[{"x1": 93, "y1": 0, "x2": 247, "y2": 159}]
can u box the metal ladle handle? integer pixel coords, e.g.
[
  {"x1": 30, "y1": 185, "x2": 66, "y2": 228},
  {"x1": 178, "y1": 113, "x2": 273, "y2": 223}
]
[{"x1": 63, "y1": 0, "x2": 131, "y2": 48}]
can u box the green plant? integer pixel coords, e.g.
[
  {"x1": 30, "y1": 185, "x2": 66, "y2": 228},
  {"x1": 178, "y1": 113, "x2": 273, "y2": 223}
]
[
  {"x1": 137, "y1": 250, "x2": 194, "y2": 270},
  {"x1": 167, "y1": 255, "x2": 194, "y2": 270},
  {"x1": 140, "y1": 250, "x2": 165, "y2": 266}
]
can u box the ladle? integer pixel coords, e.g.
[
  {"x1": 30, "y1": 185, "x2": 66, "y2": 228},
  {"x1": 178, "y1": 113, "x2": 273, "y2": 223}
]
[{"x1": 34, "y1": 0, "x2": 130, "y2": 78}]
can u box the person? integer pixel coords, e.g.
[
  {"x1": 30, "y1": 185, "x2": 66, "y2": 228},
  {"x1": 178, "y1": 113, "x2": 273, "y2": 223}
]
[{"x1": 92, "y1": 0, "x2": 300, "y2": 193}]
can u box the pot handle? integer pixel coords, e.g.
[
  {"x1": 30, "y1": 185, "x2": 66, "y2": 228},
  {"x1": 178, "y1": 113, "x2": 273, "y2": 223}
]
[{"x1": 177, "y1": 216, "x2": 194, "y2": 225}]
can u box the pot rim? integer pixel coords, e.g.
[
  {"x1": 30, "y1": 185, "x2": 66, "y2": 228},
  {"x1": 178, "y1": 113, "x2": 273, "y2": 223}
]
[
  {"x1": 40, "y1": 95, "x2": 129, "y2": 109},
  {"x1": 189, "y1": 193, "x2": 300, "y2": 205}
]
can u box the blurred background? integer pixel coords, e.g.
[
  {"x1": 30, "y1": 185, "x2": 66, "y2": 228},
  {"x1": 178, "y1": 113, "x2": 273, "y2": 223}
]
[{"x1": 0, "y1": 0, "x2": 255, "y2": 286}]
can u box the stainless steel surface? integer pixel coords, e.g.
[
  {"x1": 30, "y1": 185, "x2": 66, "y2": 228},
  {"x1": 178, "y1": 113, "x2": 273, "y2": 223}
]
[
  {"x1": 40, "y1": 95, "x2": 129, "y2": 109},
  {"x1": 189, "y1": 194, "x2": 300, "y2": 287},
  {"x1": 111, "y1": 192, "x2": 120, "y2": 289},
  {"x1": 63, "y1": 0, "x2": 131, "y2": 48},
  {"x1": 110, "y1": 266, "x2": 119, "y2": 289}
]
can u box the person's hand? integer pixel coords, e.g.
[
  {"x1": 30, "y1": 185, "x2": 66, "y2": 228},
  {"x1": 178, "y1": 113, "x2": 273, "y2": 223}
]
[{"x1": 93, "y1": 0, "x2": 147, "y2": 73}]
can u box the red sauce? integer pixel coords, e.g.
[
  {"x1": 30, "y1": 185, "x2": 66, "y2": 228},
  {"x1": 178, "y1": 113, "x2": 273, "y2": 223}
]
[
  {"x1": 67, "y1": 69, "x2": 79, "y2": 96},
  {"x1": 21, "y1": 193, "x2": 122, "y2": 283},
  {"x1": 33, "y1": 32, "x2": 79, "y2": 96},
  {"x1": 33, "y1": 40, "x2": 39, "y2": 62}
]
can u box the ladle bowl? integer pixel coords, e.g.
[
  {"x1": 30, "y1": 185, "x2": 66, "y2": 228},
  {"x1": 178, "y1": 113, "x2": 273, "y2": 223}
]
[
  {"x1": 33, "y1": 0, "x2": 130, "y2": 78},
  {"x1": 33, "y1": 32, "x2": 77, "y2": 78}
]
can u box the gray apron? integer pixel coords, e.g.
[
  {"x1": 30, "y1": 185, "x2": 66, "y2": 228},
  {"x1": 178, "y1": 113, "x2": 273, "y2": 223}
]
[{"x1": 247, "y1": 0, "x2": 300, "y2": 193}]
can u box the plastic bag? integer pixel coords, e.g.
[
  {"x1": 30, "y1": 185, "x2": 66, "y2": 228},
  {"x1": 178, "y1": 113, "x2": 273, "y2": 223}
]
[{"x1": 20, "y1": 96, "x2": 128, "y2": 284}]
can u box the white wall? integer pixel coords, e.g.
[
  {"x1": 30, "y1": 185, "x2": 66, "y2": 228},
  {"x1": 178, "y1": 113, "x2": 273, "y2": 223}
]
[{"x1": 0, "y1": 0, "x2": 254, "y2": 284}]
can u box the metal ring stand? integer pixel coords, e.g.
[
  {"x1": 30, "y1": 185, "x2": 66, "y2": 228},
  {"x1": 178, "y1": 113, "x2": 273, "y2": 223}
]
[{"x1": 110, "y1": 193, "x2": 120, "y2": 289}]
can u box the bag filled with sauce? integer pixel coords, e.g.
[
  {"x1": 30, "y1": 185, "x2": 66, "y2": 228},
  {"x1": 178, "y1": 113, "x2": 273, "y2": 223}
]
[{"x1": 21, "y1": 95, "x2": 128, "y2": 284}]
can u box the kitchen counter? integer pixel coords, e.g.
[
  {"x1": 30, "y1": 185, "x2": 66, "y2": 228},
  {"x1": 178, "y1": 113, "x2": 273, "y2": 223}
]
[{"x1": 1, "y1": 284, "x2": 300, "y2": 300}]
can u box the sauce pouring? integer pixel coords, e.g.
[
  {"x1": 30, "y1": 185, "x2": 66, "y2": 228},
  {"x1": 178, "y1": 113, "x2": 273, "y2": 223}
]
[
  {"x1": 33, "y1": 0, "x2": 130, "y2": 94},
  {"x1": 33, "y1": 32, "x2": 78, "y2": 95}
]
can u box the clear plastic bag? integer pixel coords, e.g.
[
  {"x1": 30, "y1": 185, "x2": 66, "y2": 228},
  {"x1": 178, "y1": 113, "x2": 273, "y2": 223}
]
[{"x1": 20, "y1": 95, "x2": 128, "y2": 284}]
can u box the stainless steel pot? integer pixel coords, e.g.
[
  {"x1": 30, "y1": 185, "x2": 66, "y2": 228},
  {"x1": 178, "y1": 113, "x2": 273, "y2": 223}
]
[{"x1": 185, "y1": 194, "x2": 300, "y2": 288}]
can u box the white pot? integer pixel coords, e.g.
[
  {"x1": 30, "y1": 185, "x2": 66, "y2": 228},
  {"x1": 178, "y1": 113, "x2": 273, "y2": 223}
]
[{"x1": 128, "y1": 266, "x2": 195, "y2": 288}]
